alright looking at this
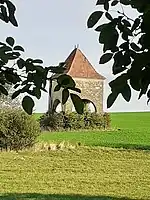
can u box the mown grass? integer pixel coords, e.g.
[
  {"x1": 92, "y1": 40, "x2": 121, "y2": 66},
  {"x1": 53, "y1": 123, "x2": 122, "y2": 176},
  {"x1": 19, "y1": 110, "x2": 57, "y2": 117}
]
[
  {"x1": 37, "y1": 112, "x2": 150, "y2": 150},
  {"x1": 111, "y1": 112, "x2": 150, "y2": 131},
  {"x1": 0, "y1": 147, "x2": 150, "y2": 200}
]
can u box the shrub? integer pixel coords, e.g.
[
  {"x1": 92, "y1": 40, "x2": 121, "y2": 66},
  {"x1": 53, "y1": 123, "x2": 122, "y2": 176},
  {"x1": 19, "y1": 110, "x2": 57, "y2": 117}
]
[
  {"x1": 40, "y1": 112, "x2": 111, "y2": 131},
  {"x1": 39, "y1": 112, "x2": 64, "y2": 131},
  {"x1": 64, "y1": 112, "x2": 85, "y2": 130},
  {"x1": 84, "y1": 112, "x2": 104, "y2": 129},
  {"x1": 103, "y1": 112, "x2": 111, "y2": 129},
  {"x1": 0, "y1": 108, "x2": 40, "y2": 151}
]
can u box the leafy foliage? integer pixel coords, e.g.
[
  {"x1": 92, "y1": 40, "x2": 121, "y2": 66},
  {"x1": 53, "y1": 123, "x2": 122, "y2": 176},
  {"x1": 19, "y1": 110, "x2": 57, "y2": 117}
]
[
  {"x1": 0, "y1": 0, "x2": 18, "y2": 27},
  {"x1": 39, "y1": 112, "x2": 110, "y2": 131},
  {"x1": 0, "y1": 108, "x2": 40, "y2": 151},
  {"x1": 70, "y1": 94, "x2": 84, "y2": 114},
  {"x1": 0, "y1": 34, "x2": 58, "y2": 114},
  {"x1": 52, "y1": 74, "x2": 84, "y2": 114},
  {"x1": 88, "y1": 0, "x2": 150, "y2": 107},
  {"x1": 39, "y1": 112, "x2": 64, "y2": 131},
  {"x1": 0, "y1": 1, "x2": 85, "y2": 115}
]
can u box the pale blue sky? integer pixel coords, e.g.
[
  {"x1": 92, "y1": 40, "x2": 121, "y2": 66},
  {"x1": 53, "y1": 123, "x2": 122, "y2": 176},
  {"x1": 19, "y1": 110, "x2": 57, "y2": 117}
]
[{"x1": 1, "y1": 1, "x2": 149, "y2": 113}]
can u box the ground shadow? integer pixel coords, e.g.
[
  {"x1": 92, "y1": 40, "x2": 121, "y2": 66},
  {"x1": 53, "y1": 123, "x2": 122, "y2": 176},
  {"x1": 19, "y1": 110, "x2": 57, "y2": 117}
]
[{"x1": 0, "y1": 193, "x2": 144, "y2": 200}]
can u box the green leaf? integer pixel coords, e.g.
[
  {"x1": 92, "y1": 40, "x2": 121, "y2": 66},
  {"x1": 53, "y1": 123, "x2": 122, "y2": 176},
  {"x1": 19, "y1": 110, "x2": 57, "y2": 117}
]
[
  {"x1": 122, "y1": 32, "x2": 128, "y2": 41},
  {"x1": 99, "y1": 24, "x2": 119, "y2": 51},
  {"x1": 131, "y1": 18, "x2": 140, "y2": 32},
  {"x1": 33, "y1": 73, "x2": 43, "y2": 88},
  {"x1": 105, "y1": 12, "x2": 113, "y2": 21},
  {"x1": 147, "y1": 90, "x2": 150, "y2": 99},
  {"x1": 17, "y1": 58, "x2": 25, "y2": 69},
  {"x1": 35, "y1": 66, "x2": 45, "y2": 74},
  {"x1": 125, "y1": 27, "x2": 133, "y2": 36},
  {"x1": 96, "y1": 0, "x2": 105, "y2": 5},
  {"x1": 0, "y1": 85, "x2": 8, "y2": 95},
  {"x1": 21, "y1": 84, "x2": 31, "y2": 93},
  {"x1": 0, "y1": 42, "x2": 6, "y2": 46},
  {"x1": 54, "y1": 84, "x2": 61, "y2": 92},
  {"x1": 100, "y1": 53, "x2": 113, "y2": 64},
  {"x1": 95, "y1": 24, "x2": 108, "y2": 32},
  {"x1": 130, "y1": 43, "x2": 141, "y2": 51},
  {"x1": 41, "y1": 87, "x2": 47, "y2": 92},
  {"x1": 128, "y1": 49, "x2": 136, "y2": 59},
  {"x1": 122, "y1": 52, "x2": 131, "y2": 67},
  {"x1": 120, "y1": 0, "x2": 129, "y2": 5},
  {"x1": 121, "y1": 84, "x2": 131, "y2": 102},
  {"x1": 57, "y1": 74, "x2": 75, "y2": 89},
  {"x1": 59, "y1": 62, "x2": 66, "y2": 68},
  {"x1": 52, "y1": 99, "x2": 60, "y2": 112},
  {"x1": 6, "y1": 37, "x2": 15, "y2": 46},
  {"x1": 5, "y1": 72, "x2": 21, "y2": 84},
  {"x1": 0, "y1": 79, "x2": 5, "y2": 85},
  {"x1": 87, "y1": 11, "x2": 103, "y2": 28},
  {"x1": 13, "y1": 83, "x2": 20, "y2": 89},
  {"x1": 26, "y1": 58, "x2": 33, "y2": 63},
  {"x1": 12, "y1": 52, "x2": 20, "y2": 57},
  {"x1": 111, "y1": 0, "x2": 118, "y2": 6},
  {"x1": 6, "y1": 0, "x2": 18, "y2": 27},
  {"x1": 12, "y1": 90, "x2": 21, "y2": 99},
  {"x1": 82, "y1": 99, "x2": 93, "y2": 104},
  {"x1": 33, "y1": 87, "x2": 41, "y2": 99},
  {"x1": 70, "y1": 93, "x2": 84, "y2": 114},
  {"x1": 32, "y1": 59, "x2": 43, "y2": 64},
  {"x1": 6, "y1": 52, "x2": 19, "y2": 60},
  {"x1": 22, "y1": 96, "x2": 35, "y2": 115},
  {"x1": 138, "y1": 80, "x2": 149, "y2": 99},
  {"x1": 0, "y1": 45, "x2": 12, "y2": 52},
  {"x1": 14, "y1": 45, "x2": 24, "y2": 52},
  {"x1": 104, "y1": 2, "x2": 109, "y2": 11},
  {"x1": 122, "y1": 19, "x2": 131, "y2": 27},
  {"x1": 21, "y1": 80, "x2": 28, "y2": 86},
  {"x1": 107, "y1": 92, "x2": 118, "y2": 108},
  {"x1": 9, "y1": 14, "x2": 18, "y2": 27},
  {"x1": 0, "y1": 13, "x2": 5, "y2": 22},
  {"x1": 6, "y1": 1, "x2": 16, "y2": 13},
  {"x1": 1, "y1": 5, "x2": 9, "y2": 22},
  {"x1": 49, "y1": 66, "x2": 66, "y2": 74},
  {"x1": 25, "y1": 63, "x2": 34, "y2": 72},
  {"x1": 62, "y1": 89, "x2": 69, "y2": 105},
  {"x1": 109, "y1": 74, "x2": 128, "y2": 92},
  {"x1": 119, "y1": 42, "x2": 129, "y2": 50},
  {"x1": 113, "y1": 63, "x2": 126, "y2": 75},
  {"x1": 69, "y1": 87, "x2": 81, "y2": 93},
  {"x1": 147, "y1": 99, "x2": 150, "y2": 105},
  {"x1": 130, "y1": 77, "x2": 140, "y2": 91}
]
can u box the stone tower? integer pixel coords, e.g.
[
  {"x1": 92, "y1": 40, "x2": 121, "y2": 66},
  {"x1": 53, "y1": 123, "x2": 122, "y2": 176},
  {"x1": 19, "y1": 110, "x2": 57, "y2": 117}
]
[{"x1": 49, "y1": 48, "x2": 105, "y2": 113}]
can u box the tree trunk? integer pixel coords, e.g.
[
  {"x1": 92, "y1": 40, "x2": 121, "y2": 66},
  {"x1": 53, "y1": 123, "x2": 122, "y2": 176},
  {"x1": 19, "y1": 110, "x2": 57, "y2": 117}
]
[{"x1": 48, "y1": 78, "x2": 53, "y2": 115}]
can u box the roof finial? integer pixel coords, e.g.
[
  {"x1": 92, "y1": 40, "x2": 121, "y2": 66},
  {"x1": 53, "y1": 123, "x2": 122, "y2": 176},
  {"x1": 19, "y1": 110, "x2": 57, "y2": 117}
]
[{"x1": 74, "y1": 44, "x2": 79, "y2": 49}]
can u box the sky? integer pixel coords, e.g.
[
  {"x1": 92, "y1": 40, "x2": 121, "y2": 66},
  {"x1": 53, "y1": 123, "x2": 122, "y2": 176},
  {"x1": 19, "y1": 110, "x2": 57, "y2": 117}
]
[{"x1": 1, "y1": 0, "x2": 149, "y2": 113}]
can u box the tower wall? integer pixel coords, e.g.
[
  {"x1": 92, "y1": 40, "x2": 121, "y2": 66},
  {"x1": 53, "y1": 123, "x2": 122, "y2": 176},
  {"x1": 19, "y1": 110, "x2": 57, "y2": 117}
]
[
  {"x1": 73, "y1": 78, "x2": 104, "y2": 113},
  {"x1": 49, "y1": 78, "x2": 104, "y2": 113}
]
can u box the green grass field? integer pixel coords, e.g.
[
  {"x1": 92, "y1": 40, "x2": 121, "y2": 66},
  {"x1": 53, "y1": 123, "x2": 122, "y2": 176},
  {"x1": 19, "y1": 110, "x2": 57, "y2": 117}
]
[
  {"x1": 1, "y1": 112, "x2": 150, "y2": 200},
  {"x1": 37, "y1": 112, "x2": 150, "y2": 150},
  {"x1": 0, "y1": 147, "x2": 150, "y2": 200}
]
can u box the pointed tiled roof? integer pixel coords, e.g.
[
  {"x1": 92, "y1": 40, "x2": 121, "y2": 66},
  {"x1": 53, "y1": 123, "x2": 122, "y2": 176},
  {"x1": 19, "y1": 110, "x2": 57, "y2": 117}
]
[{"x1": 65, "y1": 48, "x2": 105, "y2": 80}]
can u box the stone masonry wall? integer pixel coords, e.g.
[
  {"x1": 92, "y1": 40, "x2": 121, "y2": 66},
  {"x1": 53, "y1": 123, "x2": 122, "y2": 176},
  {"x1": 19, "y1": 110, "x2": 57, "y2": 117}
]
[
  {"x1": 74, "y1": 78, "x2": 104, "y2": 113},
  {"x1": 50, "y1": 78, "x2": 104, "y2": 113}
]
